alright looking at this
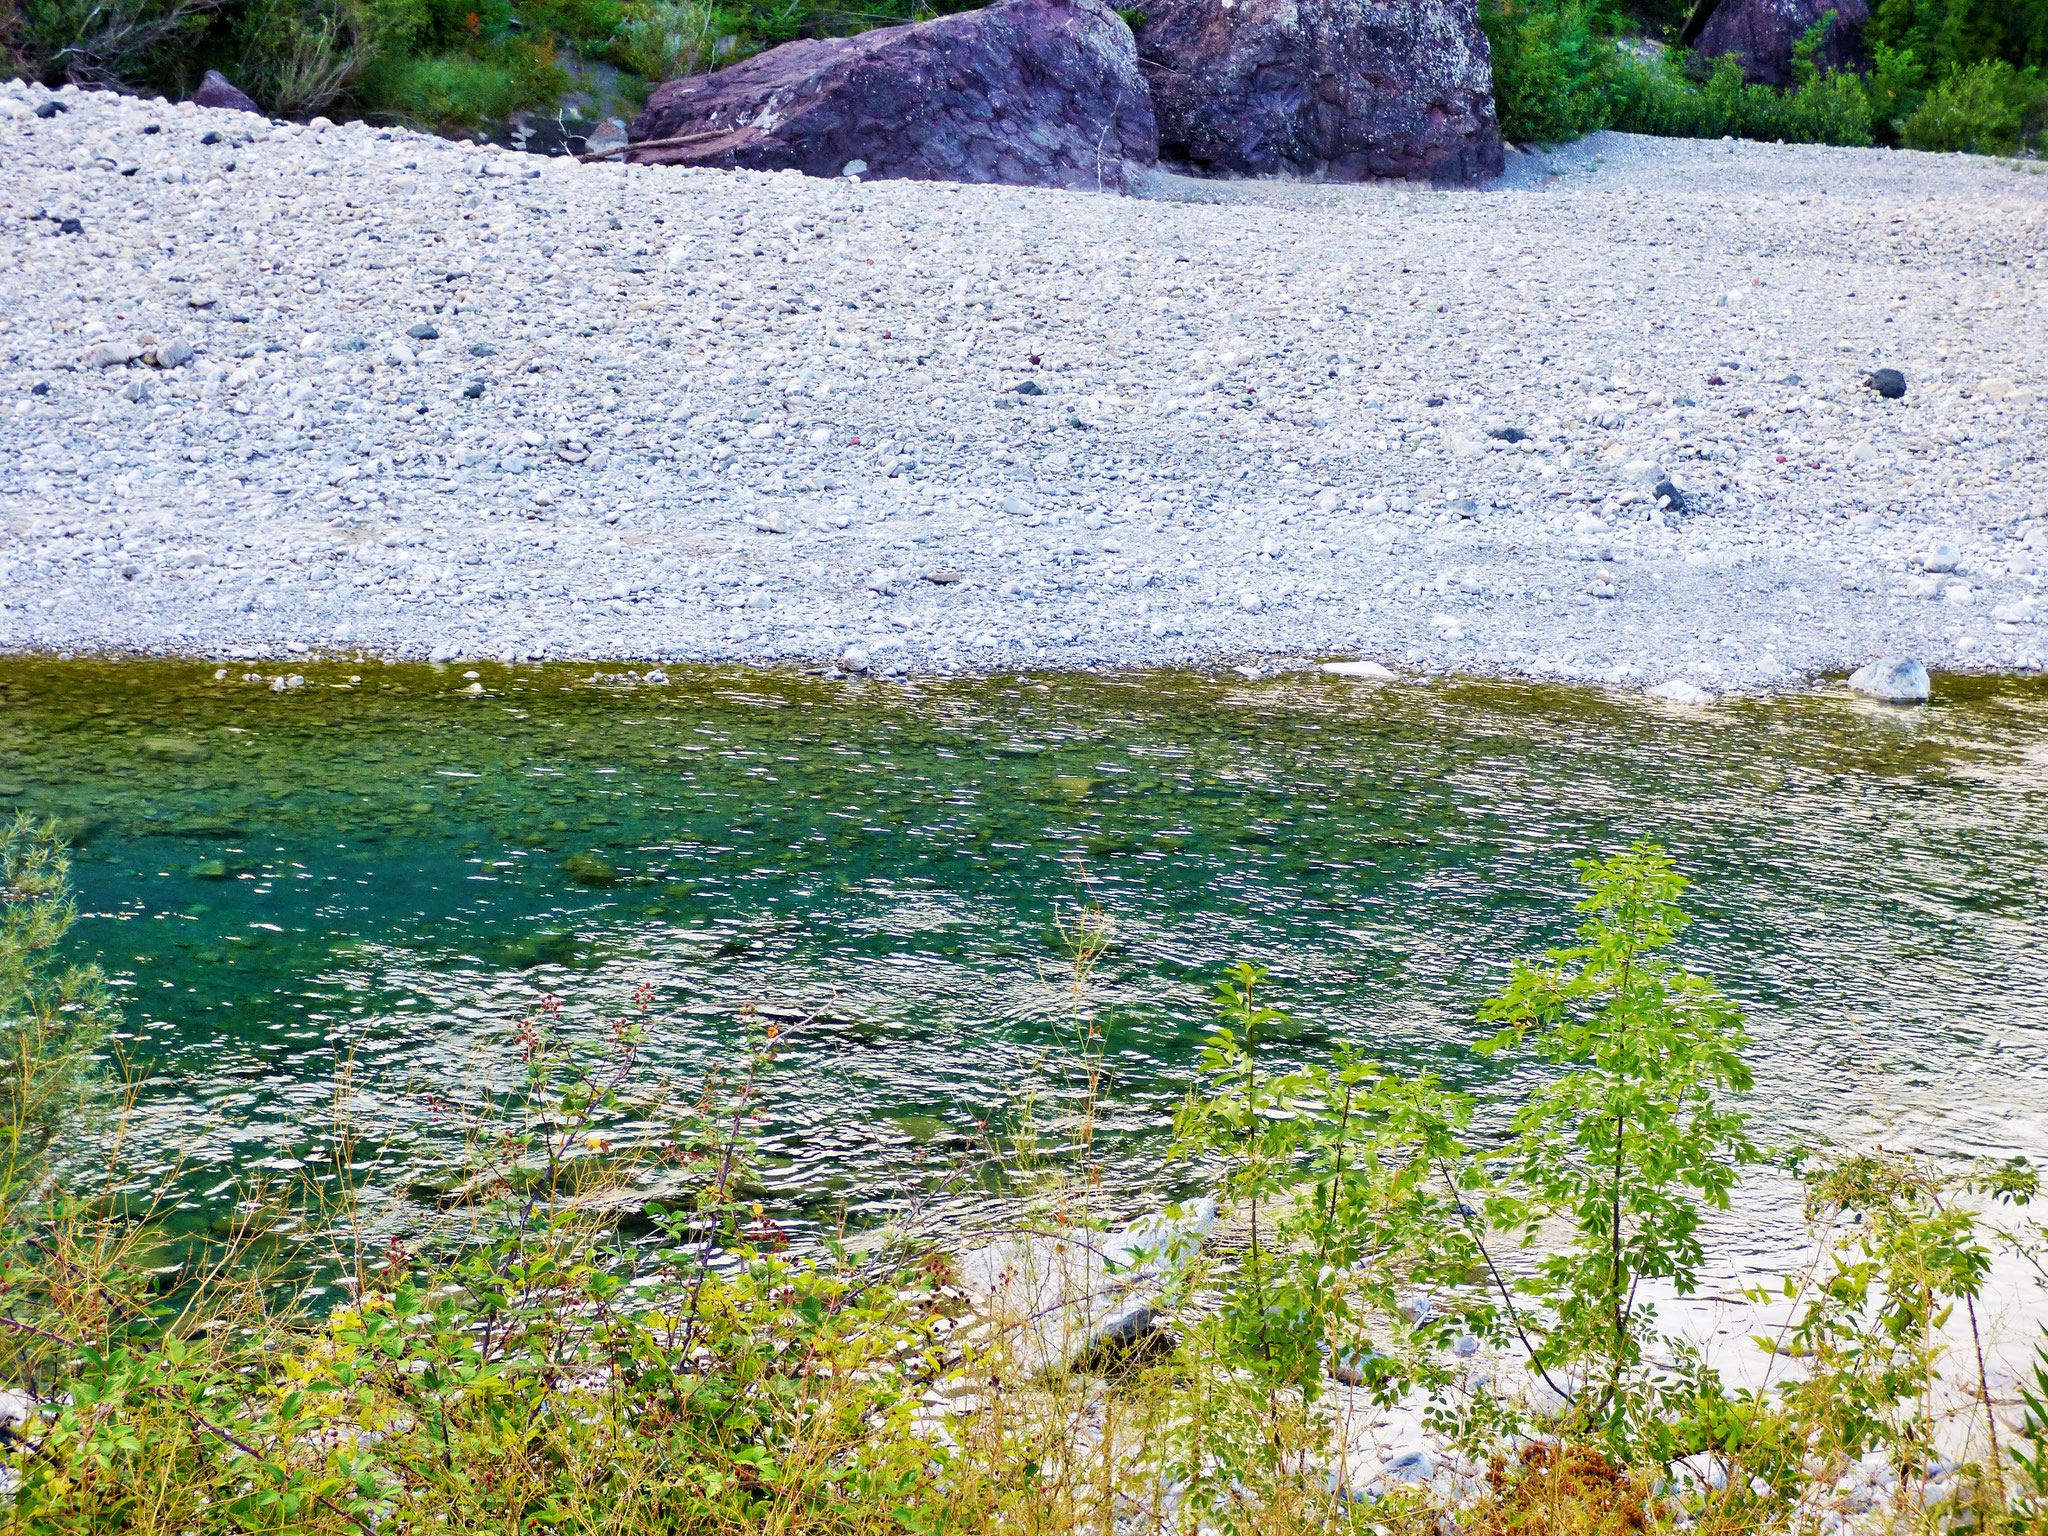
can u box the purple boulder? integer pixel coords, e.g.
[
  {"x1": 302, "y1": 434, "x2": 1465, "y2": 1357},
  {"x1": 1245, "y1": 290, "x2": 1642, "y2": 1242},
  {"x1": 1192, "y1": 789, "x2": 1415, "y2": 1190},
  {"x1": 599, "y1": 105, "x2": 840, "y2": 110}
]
[
  {"x1": 1685, "y1": 0, "x2": 1870, "y2": 88},
  {"x1": 1134, "y1": 0, "x2": 1503, "y2": 183},
  {"x1": 193, "y1": 69, "x2": 263, "y2": 115},
  {"x1": 625, "y1": 0, "x2": 1157, "y2": 192}
]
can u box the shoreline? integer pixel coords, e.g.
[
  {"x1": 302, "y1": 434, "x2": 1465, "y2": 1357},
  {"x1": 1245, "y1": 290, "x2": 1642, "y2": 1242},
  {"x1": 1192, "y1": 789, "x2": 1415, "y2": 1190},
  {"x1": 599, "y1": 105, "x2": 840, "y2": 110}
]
[{"x1": 3, "y1": 89, "x2": 2046, "y2": 691}]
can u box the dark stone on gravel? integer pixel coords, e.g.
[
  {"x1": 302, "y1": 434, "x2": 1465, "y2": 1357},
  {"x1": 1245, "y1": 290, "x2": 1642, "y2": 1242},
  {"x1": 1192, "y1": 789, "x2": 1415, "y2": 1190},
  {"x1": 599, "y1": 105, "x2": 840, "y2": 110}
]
[
  {"x1": 30, "y1": 382, "x2": 48, "y2": 396},
  {"x1": 57, "y1": 217, "x2": 82, "y2": 235},
  {"x1": 409, "y1": 322, "x2": 440, "y2": 340},
  {"x1": 1134, "y1": 0, "x2": 1503, "y2": 182},
  {"x1": 626, "y1": 0, "x2": 1158, "y2": 192},
  {"x1": 201, "y1": 130, "x2": 222, "y2": 145},
  {"x1": 1686, "y1": 0, "x2": 1869, "y2": 89},
  {"x1": 33, "y1": 101, "x2": 65, "y2": 119},
  {"x1": 1488, "y1": 426, "x2": 1529, "y2": 441},
  {"x1": 1015, "y1": 379, "x2": 1047, "y2": 395},
  {"x1": 1865, "y1": 368, "x2": 1906, "y2": 399},
  {"x1": 463, "y1": 381, "x2": 486, "y2": 398},
  {"x1": 192, "y1": 69, "x2": 263, "y2": 116},
  {"x1": 1653, "y1": 478, "x2": 1688, "y2": 515}
]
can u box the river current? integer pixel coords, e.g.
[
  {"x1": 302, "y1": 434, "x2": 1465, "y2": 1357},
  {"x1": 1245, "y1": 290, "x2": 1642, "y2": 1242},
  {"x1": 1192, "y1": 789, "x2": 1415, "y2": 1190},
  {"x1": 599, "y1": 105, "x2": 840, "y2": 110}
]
[{"x1": 6, "y1": 658, "x2": 2045, "y2": 1299}]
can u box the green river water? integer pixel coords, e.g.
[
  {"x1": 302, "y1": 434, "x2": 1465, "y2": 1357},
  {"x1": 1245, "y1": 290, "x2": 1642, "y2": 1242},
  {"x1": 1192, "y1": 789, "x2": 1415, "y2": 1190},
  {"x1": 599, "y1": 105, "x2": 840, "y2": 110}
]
[{"x1": 4, "y1": 658, "x2": 2045, "y2": 1292}]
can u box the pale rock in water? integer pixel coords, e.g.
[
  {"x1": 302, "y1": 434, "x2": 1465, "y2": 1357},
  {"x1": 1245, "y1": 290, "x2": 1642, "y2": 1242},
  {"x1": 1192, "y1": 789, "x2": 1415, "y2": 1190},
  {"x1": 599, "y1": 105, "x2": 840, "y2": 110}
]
[
  {"x1": 1847, "y1": 656, "x2": 1930, "y2": 703},
  {"x1": 1648, "y1": 679, "x2": 1717, "y2": 706}
]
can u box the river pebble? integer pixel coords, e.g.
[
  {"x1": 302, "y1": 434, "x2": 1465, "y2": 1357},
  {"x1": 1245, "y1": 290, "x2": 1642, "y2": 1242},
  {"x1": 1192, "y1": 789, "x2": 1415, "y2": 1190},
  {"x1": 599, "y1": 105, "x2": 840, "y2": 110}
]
[{"x1": 2, "y1": 83, "x2": 2045, "y2": 687}]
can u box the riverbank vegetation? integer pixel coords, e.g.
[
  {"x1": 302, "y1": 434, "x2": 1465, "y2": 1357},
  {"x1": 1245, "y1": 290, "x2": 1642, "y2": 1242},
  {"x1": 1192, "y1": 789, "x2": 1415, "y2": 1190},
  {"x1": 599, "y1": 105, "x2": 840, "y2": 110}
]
[
  {"x1": 3, "y1": 815, "x2": 2046, "y2": 1532},
  {"x1": 0, "y1": 0, "x2": 984, "y2": 129},
  {"x1": 7, "y1": 0, "x2": 2044, "y2": 149},
  {"x1": 1482, "y1": 0, "x2": 2048, "y2": 153}
]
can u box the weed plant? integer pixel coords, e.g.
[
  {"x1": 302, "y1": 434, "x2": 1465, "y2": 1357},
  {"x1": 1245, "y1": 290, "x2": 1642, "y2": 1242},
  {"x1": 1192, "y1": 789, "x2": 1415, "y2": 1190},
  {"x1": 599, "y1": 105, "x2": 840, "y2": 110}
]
[{"x1": 2, "y1": 825, "x2": 2047, "y2": 1532}]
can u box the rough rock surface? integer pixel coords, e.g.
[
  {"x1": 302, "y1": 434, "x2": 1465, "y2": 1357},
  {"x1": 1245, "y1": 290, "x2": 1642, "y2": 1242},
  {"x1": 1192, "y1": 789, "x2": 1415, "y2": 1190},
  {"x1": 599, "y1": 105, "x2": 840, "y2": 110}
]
[
  {"x1": 192, "y1": 70, "x2": 262, "y2": 115},
  {"x1": 625, "y1": 0, "x2": 1157, "y2": 192},
  {"x1": 1134, "y1": 0, "x2": 1502, "y2": 182},
  {"x1": 1686, "y1": 0, "x2": 1870, "y2": 89}
]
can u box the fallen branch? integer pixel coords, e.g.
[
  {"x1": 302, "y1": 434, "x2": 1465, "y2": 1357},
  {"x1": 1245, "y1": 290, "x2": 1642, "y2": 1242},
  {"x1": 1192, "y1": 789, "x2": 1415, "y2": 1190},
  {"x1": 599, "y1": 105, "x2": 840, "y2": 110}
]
[{"x1": 578, "y1": 131, "x2": 732, "y2": 164}]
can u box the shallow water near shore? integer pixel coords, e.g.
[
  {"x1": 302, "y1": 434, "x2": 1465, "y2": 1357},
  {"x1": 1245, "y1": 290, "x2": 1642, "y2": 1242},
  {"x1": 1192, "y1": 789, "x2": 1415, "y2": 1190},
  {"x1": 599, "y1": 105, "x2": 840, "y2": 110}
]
[{"x1": 5, "y1": 657, "x2": 2047, "y2": 1301}]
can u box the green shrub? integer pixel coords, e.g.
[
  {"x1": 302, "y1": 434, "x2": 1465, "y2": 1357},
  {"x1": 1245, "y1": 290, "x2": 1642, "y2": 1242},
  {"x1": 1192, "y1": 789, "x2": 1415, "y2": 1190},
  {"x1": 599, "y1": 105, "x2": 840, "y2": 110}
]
[
  {"x1": 358, "y1": 47, "x2": 552, "y2": 125},
  {"x1": 1864, "y1": 38, "x2": 1932, "y2": 133},
  {"x1": 1608, "y1": 29, "x2": 1875, "y2": 146},
  {"x1": 10, "y1": 0, "x2": 217, "y2": 88},
  {"x1": 354, "y1": 0, "x2": 512, "y2": 56},
  {"x1": 1867, "y1": 0, "x2": 2048, "y2": 80},
  {"x1": 234, "y1": 0, "x2": 372, "y2": 114},
  {"x1": 1900, "y1": 56, "x2": 2048, "y2": 150},
  {"x1": 1479, "y1": 0, "x2": 1622, "y2": 143},
  {"x1": 0, "y1": 815, "x2": 112, "y2": 1172},
  {"x1": 609, "y1": 0, "x2": 719, "y2": 81},
  {"x1": 1478, "y1": 0, "x2": 2048, "y2": 154}
]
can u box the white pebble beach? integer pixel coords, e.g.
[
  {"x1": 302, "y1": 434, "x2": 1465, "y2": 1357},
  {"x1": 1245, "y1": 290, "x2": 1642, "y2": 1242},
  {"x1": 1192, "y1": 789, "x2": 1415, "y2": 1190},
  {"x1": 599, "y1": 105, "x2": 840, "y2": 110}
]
[{"x1": 3, "y1": 79, "x2": 2046, "y2": 692}]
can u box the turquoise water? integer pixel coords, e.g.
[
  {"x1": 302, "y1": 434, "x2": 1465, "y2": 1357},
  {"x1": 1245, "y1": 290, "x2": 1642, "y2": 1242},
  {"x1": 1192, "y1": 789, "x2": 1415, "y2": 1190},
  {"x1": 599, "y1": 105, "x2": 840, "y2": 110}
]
[{"x1": 6, "y1": 658, "x2": 2046, "y2": 1278}]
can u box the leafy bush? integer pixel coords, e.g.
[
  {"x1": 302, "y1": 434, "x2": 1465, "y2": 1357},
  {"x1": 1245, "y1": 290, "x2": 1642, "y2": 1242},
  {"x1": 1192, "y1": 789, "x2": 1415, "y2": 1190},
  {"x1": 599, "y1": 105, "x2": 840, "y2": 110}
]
[
  {"x1": 234, "y1": 0, "x2": 372, "y2": 114},
  {"x1": 357, "y1": 46, "x2": 563, "y2": 126},
  {"x1": 1481, "y1": 0, "x2": 2048, "y2": 154},
  {"x1": 609, "y1": 0, "x2": 719, "y2": 83},
  {"x1": 9, "y1": 0, "x2": 218, "y2": 87},
  {"x1": 1866, "y1": 0, "x2": 2048, "y2": 80},
  {"x1": 1479, "y1": 0, "x2": 1622, "y2": 143},
  {"x1": 1900, "y1": 56, "x2": 2048, "y2": 149},
  {"x1": 1610, "y1": 48, "x2": 1875, "y2": 144},
  {"x1": 0, "y1": 814, "x2": 113, "y2": 1170},
  {"x1": 1471, "y1": 843, "x2": 1762, "y2": 1445}
]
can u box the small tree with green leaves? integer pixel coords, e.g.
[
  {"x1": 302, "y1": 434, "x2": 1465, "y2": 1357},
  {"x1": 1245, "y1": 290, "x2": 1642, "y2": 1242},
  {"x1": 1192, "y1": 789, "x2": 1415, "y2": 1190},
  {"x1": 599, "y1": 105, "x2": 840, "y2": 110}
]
[
  {"x1": 1164, "y1": 964, "x2": 1508, "y2": 1524},
  {"x1": 1475, "y1": 841, "x2": 1760, "y2": 1449},
  {"x1": 0, "y1": 814, "x2": 113, "y2": 1184}
]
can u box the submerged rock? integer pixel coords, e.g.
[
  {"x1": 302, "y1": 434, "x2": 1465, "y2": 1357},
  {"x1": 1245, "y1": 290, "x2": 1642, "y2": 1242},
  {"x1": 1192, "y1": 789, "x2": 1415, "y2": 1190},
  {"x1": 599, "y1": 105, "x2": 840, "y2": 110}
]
[
  {"x1": 1135, "y1": 0, "x2": 1503, "y2": 182},
  {"x1": 626, "y1": 0, "x2": 1158, "y2": 192},
  {"x1": 1847, "y1": 657, "x2": 1929, "y2": 703},
  {"x1": 561, "y1": 852, "x2": 620, "y2": 886},
  {"x1": 139, "y1": 735, "x2": 209, "y2": 761}
]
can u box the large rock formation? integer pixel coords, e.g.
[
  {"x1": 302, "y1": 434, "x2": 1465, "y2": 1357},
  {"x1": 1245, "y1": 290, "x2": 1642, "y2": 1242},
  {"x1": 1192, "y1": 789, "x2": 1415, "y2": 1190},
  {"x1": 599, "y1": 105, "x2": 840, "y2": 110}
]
[
  {"x1": 625, "y1": 0, "x2": 1157, "y2": 193},
  {"x1": 192, "y1": 69, "x2": 262, "y2": 115},
  {"x1": 1133, "y1": 0, "x2": 1502, "y2": 183},
  {"x1": 1682, "y1": 0, "x2": 1870, "y2": 88}
]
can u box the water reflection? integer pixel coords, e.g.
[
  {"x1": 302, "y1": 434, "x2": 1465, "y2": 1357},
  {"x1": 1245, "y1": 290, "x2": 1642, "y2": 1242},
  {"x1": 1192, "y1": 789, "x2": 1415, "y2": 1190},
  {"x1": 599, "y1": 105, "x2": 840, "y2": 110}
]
[{"x1": 0, "y1": 659, "x2": 2042, "y2": 1281}]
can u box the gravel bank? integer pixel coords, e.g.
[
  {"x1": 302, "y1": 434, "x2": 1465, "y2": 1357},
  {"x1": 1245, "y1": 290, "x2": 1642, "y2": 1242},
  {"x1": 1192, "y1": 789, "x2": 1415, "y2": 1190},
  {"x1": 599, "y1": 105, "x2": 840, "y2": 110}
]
[{"x1": 4, "y1": 81, "x2": 2047, "y2": 691}]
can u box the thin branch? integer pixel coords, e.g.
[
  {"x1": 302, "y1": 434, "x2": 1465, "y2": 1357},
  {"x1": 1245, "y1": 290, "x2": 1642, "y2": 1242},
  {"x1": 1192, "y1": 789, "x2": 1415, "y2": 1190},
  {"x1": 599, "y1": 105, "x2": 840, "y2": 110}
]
[{"x1": 1434, "y1": 1158, "x2": 1576, "y2": 1408}]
